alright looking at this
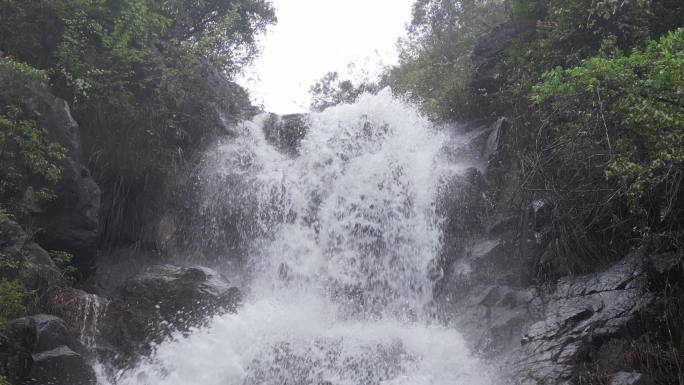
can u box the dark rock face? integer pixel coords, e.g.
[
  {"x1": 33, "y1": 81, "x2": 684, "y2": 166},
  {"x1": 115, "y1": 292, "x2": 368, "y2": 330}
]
[
  {"x1": 435, "y1": 119, "x2": 511, "y2": 266},
  {"x1": 0, "y1": 75, "x2": 100, "y2": 269},
  {"x1": 470, "y1": 22, "x2": 521, "y2": 94},
  {"x1": 0, "y1": 220, "x2": 55, "y2": 269},
  {"x1": 433, "y1": 118, "x2": 543, "y2": 362},
  {"x1": 99, "y1": 264, "x2": 241, "y2": 366},
  {"x1": 441, "y1": 204, "x2": 680, "y2": 384},
  {"x1": 0, "y1": 219, "x2": 63, "y2": 294},
  {"x1": 468, "y1": 21, "x2": 533, "y2": 117},
  {"x1": 99, "y1": 70, "x2": 257, "y2": 257},
  {"x1": 0, "y1": 315, "x2": 96, "y2": 385}
]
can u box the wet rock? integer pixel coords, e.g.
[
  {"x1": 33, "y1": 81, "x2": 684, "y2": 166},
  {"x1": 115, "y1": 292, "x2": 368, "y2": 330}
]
[
  {"x1": 0, "y1": 220, "x2": 104, "y2": 382},
  {"x1": 484, "y1": 118, "x2": 517, "y2": 189},
  {"x1": 437, "y1": 235, "x2": 533, "y2": 302},
  {"x1": 100, "y1": 264, "x2": 241, "y2": 366},
  {"x1": 4, "y1": 315, "x2": 84, "y2": 356},
  {"x1": 0, "y1": 73, "x2": 100, "y2": 270},
  {"x1": 487, "y1": 213, "x2": 519, "y2": 237},
  {"x1": 434, "y1": 119, "x2": 509, "y2": 265},
  {"x1": 443, "y1": 281, "x2": 540, "y2": 358},
  {"x1": 514, "y1": 254, "x2": 653, "y2": 385},
  {"x1": 1, "y1": 315, "x2": 95, "y2": 385},
  {"x1": 437, "y1": 168, "x2": 488, "y2": 264},
  {"x1": 91, "y1": 247, "x2": 173, "y2": 294},
  {"x1": 433, "y1": 198, "x2": 678, "y2": 385},
  {"x1": 28, "y1": 345, "x2": 95, "y2": 385},
  {"x1": 46, "y1": 288, "x2": 109, "y2": 347},
  {"x1": 262, "y1": 113, "x2": 309, "y2": 154},
  {"x1": 609, "y1": 372, "x2": 653, "y2": 385}
]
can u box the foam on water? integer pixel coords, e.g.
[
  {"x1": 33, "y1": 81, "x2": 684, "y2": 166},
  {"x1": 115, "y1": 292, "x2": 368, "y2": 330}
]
[{"x1": 108, "y1": 89, "x2": 493, "y2": 385}]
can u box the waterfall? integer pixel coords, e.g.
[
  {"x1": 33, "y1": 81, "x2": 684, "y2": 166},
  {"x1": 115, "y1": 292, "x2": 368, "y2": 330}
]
[{"x1": 111, "y1": 89, "x2": 493, "y2": 385}]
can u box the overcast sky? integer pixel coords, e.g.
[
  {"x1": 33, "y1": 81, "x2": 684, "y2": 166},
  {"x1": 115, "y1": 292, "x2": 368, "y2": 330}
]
[{"x1": 238, "y1": 0, "x2": 415, "y2": 114}]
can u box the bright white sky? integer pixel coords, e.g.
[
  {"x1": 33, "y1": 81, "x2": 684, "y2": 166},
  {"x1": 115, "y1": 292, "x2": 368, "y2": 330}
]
[{"x1": 238, "y1": 0, "x2": 415, "y2": 114}]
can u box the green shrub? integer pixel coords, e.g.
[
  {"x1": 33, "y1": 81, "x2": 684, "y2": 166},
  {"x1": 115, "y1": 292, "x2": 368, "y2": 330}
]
[
  {"x1": 48, "y1": 250, "x2": 78, "y2": 284},
  {"x1": 0, "y1": 279, "x2": 25, "y2": 325},
  {"x1": 0, "y1": 106, "x2": 66, "y2": 221},
  {"x1": 0, "y1": 250, "x2": 21, "y2": 271},
  {"x1": 0, "y1": 57, "x2": 48, "y2": 84},
  {"x1": 533, "y1": 28, "x2": 684, "y2": 254}
]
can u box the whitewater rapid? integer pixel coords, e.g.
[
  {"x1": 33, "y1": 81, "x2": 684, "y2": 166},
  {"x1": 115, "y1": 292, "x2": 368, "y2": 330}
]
[{"x1": 109, "y1": 90, "x2": 494, "y2": 385}]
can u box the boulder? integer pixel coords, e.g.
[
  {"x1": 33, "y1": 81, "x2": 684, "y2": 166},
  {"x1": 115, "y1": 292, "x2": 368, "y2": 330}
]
[
  {"x1": 44, "y1": 289, "x2": 109, "y2": 349},
  {"x1": 99, "y1": 264, "x2": 241, "y2": 366},
  {"x1": 0, "y1": 218, "x2": 63, "y2": 294},
  {"x1": 0, "y1": 315, "x2": 96, "y2": 385},
  {"x1": 0, "y1": 72, "x2": 100, "y2": 270},
  {"x1": 27, "y1": 346, "x2": 95, "y2": 385}
]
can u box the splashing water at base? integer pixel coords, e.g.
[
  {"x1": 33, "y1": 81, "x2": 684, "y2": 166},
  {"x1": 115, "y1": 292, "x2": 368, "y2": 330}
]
[{"x1": 110, "y1": 90, "x2": 494, "y2": 385}]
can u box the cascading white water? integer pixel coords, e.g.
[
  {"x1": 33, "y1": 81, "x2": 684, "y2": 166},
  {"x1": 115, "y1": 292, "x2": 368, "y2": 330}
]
[
  {"x1": 110, "y1": 90, "x2": 493, "y2": 385},
  {"x1": 78, "y1": 293, "x2": 107, "y2": 349}
]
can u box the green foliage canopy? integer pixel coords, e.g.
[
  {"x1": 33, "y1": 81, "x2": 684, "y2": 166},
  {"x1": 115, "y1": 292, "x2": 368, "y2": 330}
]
[
  {"x1": 534, "y1": 28, "x2": 684, "y2": 249},
  {"x1": 0, "y1": 278, "x2": 24, "y2": 325},
  {"x1": 386, "y1": 0, "x2": 508, "y2": 120}
]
